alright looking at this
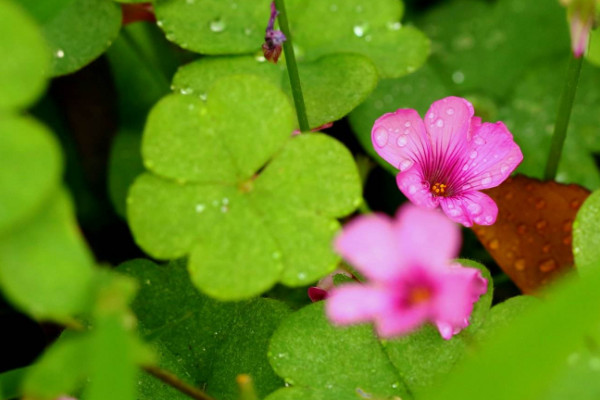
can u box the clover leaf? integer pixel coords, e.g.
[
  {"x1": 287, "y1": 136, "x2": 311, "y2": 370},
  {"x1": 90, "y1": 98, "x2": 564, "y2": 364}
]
[
  {"x1": 154, "y1": 0, "x2": 428, "y2": 79},
  {"x1": 127, "y1": 75, "x2": 361, "y2": 300},
  {"x1": 573, "y1": 189, "x2": 600, "y2": 277},
  {"x1": 15, "y1": 0, "x2": 122, "y2": 76}
]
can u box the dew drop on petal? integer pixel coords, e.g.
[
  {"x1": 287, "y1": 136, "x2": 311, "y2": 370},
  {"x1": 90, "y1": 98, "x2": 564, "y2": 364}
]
[
  {"x1": 396, "y1": 136, "x2": 408, "y2": 147},
  {"x1": 481, "y1": 173, "x2": 492, "y2": 185},
  {"x1": 404, "y1": 121, "x2": 411, "y2": 127},
  {"x1": 485, "y1": 215, "x2": 494, "y2": 223},
  {"x1": 500, "y1": 164, "x2": 510, "y2": 173},
  {"x1": 195, "y1": 204, "x2": 205, "y2": 213},
  {"x1": 446, "y1": 108, "x2": 455, "y2": 115},
  {"x1": 470, "y1": 150, "x2": 478, "y2": 159},
  {"x1": 408, "y1": 185, "x2": 418, "y2": 194},
  {"x1": 474, "y1": 136, "x2": 485, "y2": 145},
  {"x1": 373, "y1": 127, "x2": 388, "y2": 147},
  {"x1": 399, "y1": 159, "x2": 413, "y2": 171},
  {"x1": 436, "y1": 119, "x2": 444, "y2": 128},
  {"x1": 467, "y1": 202, "x2": 482, "y2": 215},
  {"x1": 514, "y1": 258, "x2": 526, "y2": 271},
  {"x1": 403, "y1": 128, "x2": 412, "y2": 135}
]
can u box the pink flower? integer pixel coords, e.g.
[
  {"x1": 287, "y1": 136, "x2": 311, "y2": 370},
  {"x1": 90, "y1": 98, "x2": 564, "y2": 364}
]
[
  {"x1": 565, "y1": 0, "x2": 596, "y2": 58},
  {"x1": 325, "y1": 205, "x2": 488, "y2": 340},
  {"x1": 262, "y1": 2, "x2": 286, "y2": 63},
  {"x1": 371, "y1": 97, "x2": 522, "y2": 227}
]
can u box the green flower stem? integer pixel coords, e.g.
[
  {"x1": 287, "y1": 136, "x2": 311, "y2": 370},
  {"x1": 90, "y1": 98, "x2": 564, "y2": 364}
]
[
  {"x1": 544, "y1": 55, "x2": 583, "y2": 181},
  {"x1": 274, "y1": 0, "x2": 310, "y2": 132},
  {"x1": 144, "y1": 365, "x2": 216, "y2": 400}
]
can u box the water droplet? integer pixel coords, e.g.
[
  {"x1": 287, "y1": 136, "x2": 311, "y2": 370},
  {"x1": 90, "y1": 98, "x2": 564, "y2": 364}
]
[
  {"x1": 589, "y1": 357, "x2": 600, "y2": 371},
  {"x1": 403, "y1": 128, "x2": 412, "y2": 136},
  {"x1": 399, "y1": 159, "x2": 413, "y2": 171},
  {"x1": 145, "y1": 279, "x2": 151, "y2": 285},
  {"x1": 396, "y1": 136, "x2": 407, "y2": 147},
  {"x1": 186, "y1": 0, "x2": 195, "y2": 4},
  {"x1": 355, "y1": 5, "x2": 363, "y2": 13},
  {"x1": 517, "y1": 224, "x2": 527, "y2": 234},
  {"x1": 428, "y1": 112, "x2": 436, "y2": 120},
  {"x1": 436, "y1": 119, "x2": 444, "y2": 128},
  {"x1": 474, "y1": 136, "x2": 485, "y2": 145},
  {"x1": 452, "y1": 70, "x2": 465, "y2": 84},
  {"x1": 467, "y1": 202, "x2": 482, "y2": 215},
  {"x1": 446, "y1": 108, "x2": 455, "y2": 115},
  {"x1": 570, "y1": 199, "x2": 582, "y2": 209},
  {"x1": 500, "y1": 164, "x2": 510, "y2": 173},
  {"x1": 195, "y1": 204, "x2": 205, "y2": 213},
  {"x1": 404, "y1": 121, "x2": 411, "y2": 127},
  {"x1": 535, "y1": 199, "x2": 546, "y2": 209},
  {"x1": 485, "y1": 215, "x2": 494, "y2": 223},
  {"x1": 514, "y1": 258, "x2": 526, "y2": 271},
  {"x1": 329, "y1": 4, "x2": 338, "y2": 12},
  {"x1": 243, "y1": 27, "x2": 253, "y2": 36},
  {"x1": 462, "y1": 164, "x2": 469, "y2": 171},
  {"x1": 272, "y1": 252, "x2": 281, "y2": 259},
  {"x1": 157, "y1": 20, "x2": 164, "y2": 27},
  {"x1": 563, "y1": 219, "x2": 573, "y2": 232},
  {"x1": 387, "y1": 21, "x2": 402, "y2": 30},
  {"x1": 365, "y1": 34, "x2": 372, "y2": 42},
  {"x1": 297, "y1": 272, "x2": 306, "y2": 280},
  {"x1": 563, "y1": 236, "x2": 572, "y2": 246},
  {"x1": 408, "y1": 185, "x2": 418, "y2": 194},
  {"x1": 469, "y1": 150, "x2": 478, "y2": 159},
  {"x1": 209, "y1": 18, "x2": 226, "y2": 33},
  {"x1": 539, "y1": 259, "x2": 557, "y2": 272},
  {"x1": 373, "y1": 127, "x2": 388, "y2": 147},
  {"x1": 536, "y1": 220, "x2": 548, "y2": 230},
  {"x1": 220, "y1": 205, "x2": 229, "y2": 213},
  {"x1": 481, "y1": 173, "x2": 492, "y2": 185},
  {"x1": 55, "y1": 49, "x2": 65, "y2": 58},
  {"x1": 180, "y1": 87, "x2": 193, "y2": 95},
  {"x1": 353, "y1": 24, "x2": 367, "y2": 37},
  {"x1": 489, "y1": 239, "x2": 499, "y2": 250}
]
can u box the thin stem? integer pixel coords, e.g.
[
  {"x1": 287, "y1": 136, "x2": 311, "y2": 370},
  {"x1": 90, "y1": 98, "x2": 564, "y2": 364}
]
[
  {"x1": 544, "y1": 55, "x2": 583, "y2": 181},
  {"x1": 143, "y1": 365, "x2": 216, "y2": 400},
  {"x1": 273, "y1": 0, "x2": 310, "y2": 131}
]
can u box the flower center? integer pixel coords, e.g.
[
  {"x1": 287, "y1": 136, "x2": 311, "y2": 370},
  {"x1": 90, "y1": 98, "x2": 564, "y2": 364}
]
[
  {"x1": 408, "y1": 286, "x2": 432, "y2": 305},
  {"x1": 431, "y1": 182, "x2": 447, "y2": 196}
]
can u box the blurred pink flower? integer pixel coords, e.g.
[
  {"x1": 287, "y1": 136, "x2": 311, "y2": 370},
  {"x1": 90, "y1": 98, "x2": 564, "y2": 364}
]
[
  {"x1": 371, "y1": 97, "x2": 522, "y2": 227},
  {"x1": 325, "y1": 205, "x2": 487, "y2": 340},
  {"x1": 262, "y1": 2, "x2": 286, "y2": 63},
  {"x1": 308, "y1": 268, "x2": 353, "y2": 302},
  {"x1": 563, "y1": 0, "x2": 596, "y2": 57}
]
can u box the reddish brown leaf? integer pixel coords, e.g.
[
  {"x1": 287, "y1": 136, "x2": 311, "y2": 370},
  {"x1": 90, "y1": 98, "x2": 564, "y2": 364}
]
[
  {"x1": 121, "y1": 3, "x2": 156, "y2": 25},
  {"x1": 472, "y1": 175, "x2": 590, "y2": 294}
]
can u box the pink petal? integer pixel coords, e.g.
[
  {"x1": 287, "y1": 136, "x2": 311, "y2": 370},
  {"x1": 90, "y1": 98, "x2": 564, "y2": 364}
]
[
  {"x1": 372, "y1": 109, "x2": 430, "y2": 172},
  {"x1": 432, "y1": 266, "x2": 488, "y2": 333},
  {"x1": 394, "y1": 204, "x2": 461, "y2": 267},
  {"x1": 334, "y1": 214, "x2": 403, "y2": 281},
  {"x1": 308, "y1": 287, "x2": 328, "y2": 302},
  {"x1": 396, "y1": 166, "x2": 438, "y2": 209},
  {"x1": 461, "y1": 122, "x2": 523, "y2": 191},
  {"x1": 439, "y1": 191, "x2": 498, "y2": 227},
  {"x1": 375, "y1": 305, "x2": 431, "y2": 338},
  {"x1": 423, "y1": 97, "x2": 474, "y2": 156},
  {"x1": 435, "y1": 319, "x2": 468, "y2": 340},
  {"x1": 326, "y1": 284, "x2": 391, "y2": 325},
  {"x1": 570, "y1": 11, "x2": 593, "y2": 57}
]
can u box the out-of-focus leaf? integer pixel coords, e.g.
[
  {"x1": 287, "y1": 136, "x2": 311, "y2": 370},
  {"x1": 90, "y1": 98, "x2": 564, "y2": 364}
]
[
  {"x1": 108, "y1": 129, "x2": 144, "y2": 218},
  {"x1": 0, "y1": 116, "x2": 62, "y2": 234},
  {"x1": 0, "y1": 367, "x2": 27, "y2": 400},
  {"x1": 574, "y1": 189, "x2": 600, "y2": 277},
  {"x1": 0, "y1": 0, "x2": 49, "y2": 110},
  {"x1": 16, "y1": 0, "x2": 122, "y2": 76},
  {"x1": 0, "y1": 190, "x2": 95, "y2": 322}
]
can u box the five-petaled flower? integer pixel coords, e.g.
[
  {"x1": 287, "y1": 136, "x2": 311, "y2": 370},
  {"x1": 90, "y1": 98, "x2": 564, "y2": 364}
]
[
  {"x1": 262, "y1": 2, "x2": 287, "y2": 63},
  {"x1": 326, "y1": 205, "x2": 488, "y2": 340},
  {"x1": 372, "y1": 96, "x2": 523, "y2": 227}
]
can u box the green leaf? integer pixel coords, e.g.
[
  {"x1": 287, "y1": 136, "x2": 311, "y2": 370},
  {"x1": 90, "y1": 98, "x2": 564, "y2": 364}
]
[
  {"x1": 16, "y1": 0, "x2": 122, "y2": 76},
  {"x1": 499, "y1": 60, "x2": 600, "y2": 189},
  {"x1": 0, "y1": 190, "x2": 95, "y2": 322},
  {"x1": 118, "y1": 259, "x2": 291, "y2": 400},
  {"x1": 128, "y1": 75, "x2": 361, "y2": 299},
  {"x1": 0, "y1": 116, "x2": 62, "y2": 234},
  {"x1": 265, "y1": 386, "x2": 363, "y2": 400},
  {"x1": 0, "y1": 367, "x2": 27, "y2": 400},
  {"x1": 586, "y1": 28, "x2": 600, "y2": 67},
  {"x1": 154, "y1": 0, "x2": 428, "y2": 79},
  {"x1": 417, "y1": 0, "x2": 568, "y2": 99},
  {"x1": 288, "y1": 0, "x2": 429, "y2": 78},
  {"x1": 474, "y1": 295, "x2": 540, "y2": 341},
  {"x1": 381, "y1": 260, "x2": 492, "y2": 394},
  {"x1": 0, "y1": 0, "x2": 49, "y2": 110},
  {"x1": 423, "y1": 266, "x2": 600, "y2": 400},
  {"x1": 172, "y1": 54, "x2": 378, "y2": 129},
  {"x1": 268, "y1": 302, "x2": 409, "y2": 399},
  {"x1": 573, "y1": 189, "x2": 600, "y2": 277},
  {"x1": 24, "y1": 332, "x2": 91, "y2": 399}
]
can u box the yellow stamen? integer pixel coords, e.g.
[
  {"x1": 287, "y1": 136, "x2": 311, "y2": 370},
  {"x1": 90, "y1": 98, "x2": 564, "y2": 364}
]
[{"x1": 431, "y1": 182, "x2": 447, "y2": 196}]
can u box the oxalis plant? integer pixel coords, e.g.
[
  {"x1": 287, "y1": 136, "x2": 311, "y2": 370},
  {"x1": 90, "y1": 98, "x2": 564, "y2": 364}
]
[{"x1": 3, "y1": 0, "x2": 600, "y2": 399}]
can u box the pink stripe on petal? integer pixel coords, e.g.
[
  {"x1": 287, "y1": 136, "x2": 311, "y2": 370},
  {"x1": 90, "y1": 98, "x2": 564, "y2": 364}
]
[
  {"x1": 375, "y1": 306, "x2": 431, "y2": 338},
  {"x1": 334, "y1": 214, "x2": 403, "y2": 281},
  {"x1": 372, "y1": 109, "x2": 430, "y2": 172},
  {"x1": 396, "y1": 167, "x2": 438, "y2": 209},
  {"x1": 394, "y1": 204, "x2": 461, "y2": 266},
  {"x1": 440, "y1": 191, "x2": 498, "y2": 227},
  {"x1": 326, "y1": 285, "x2": 392, "y2": 325},
  {"x1": 424, "y1": 97, "x2": 474, "y2": 157},
  {"x1": 461, "y1": 122, "x2": 523, "y2": 191}
]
